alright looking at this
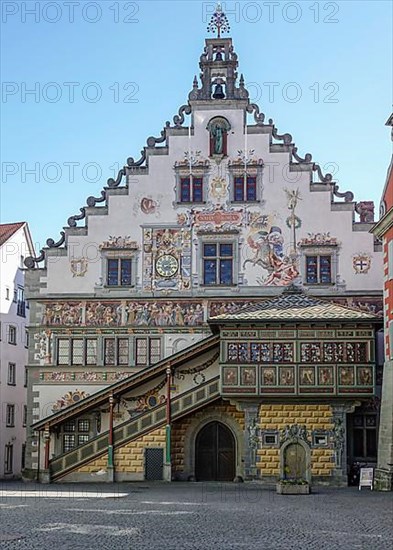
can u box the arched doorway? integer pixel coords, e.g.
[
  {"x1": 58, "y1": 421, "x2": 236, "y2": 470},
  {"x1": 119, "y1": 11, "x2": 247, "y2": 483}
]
[{"x1": 195, "y1": 421, "x2": 235, "y2": 481}]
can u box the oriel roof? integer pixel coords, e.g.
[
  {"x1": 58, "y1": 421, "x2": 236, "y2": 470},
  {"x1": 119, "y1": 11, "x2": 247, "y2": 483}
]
[{"x1": 209, "y1": 286, "x2": 378, "y2": 323}]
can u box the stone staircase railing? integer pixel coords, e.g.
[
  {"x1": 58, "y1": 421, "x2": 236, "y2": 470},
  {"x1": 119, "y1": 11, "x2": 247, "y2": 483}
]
[{"x1": 50, "y1": 376, "x2": 220, "y2": 481}]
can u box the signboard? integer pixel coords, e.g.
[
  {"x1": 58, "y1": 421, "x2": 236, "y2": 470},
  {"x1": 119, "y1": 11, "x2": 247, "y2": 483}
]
[{"x1": 359, "y1": 468, "x2": 373, "y2": 490}]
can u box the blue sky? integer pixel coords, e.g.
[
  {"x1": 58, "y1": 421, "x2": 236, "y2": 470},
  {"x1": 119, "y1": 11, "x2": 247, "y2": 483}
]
[{"x1": 1, "y1": 0, "x2": 392, "y2": 252}]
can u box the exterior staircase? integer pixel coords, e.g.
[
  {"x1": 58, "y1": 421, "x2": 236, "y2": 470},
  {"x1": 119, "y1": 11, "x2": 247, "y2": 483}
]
[{"x1": 50, "y1": 376, "x2": 220, "y2": 481}]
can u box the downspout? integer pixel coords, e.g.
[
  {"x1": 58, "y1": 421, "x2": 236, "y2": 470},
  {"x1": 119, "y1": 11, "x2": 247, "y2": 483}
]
[
  {"x1": 164, "y1": 365, "x2": 172, "y2": 481},
  {"x1": 107, "y1": 393, "x2": 115, "y2": 482},
  {"x1": 36, "y1": 430, "x2": 41, "y2": 482}
]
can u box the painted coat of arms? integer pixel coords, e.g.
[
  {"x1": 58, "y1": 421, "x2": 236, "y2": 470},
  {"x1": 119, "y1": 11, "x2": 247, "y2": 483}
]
[{"x1": 352, "y1": 253, "x2": 371, "y2": 274}]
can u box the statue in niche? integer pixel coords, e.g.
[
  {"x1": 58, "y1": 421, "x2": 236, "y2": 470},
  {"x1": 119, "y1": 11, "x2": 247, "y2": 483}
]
[
  {"x1": 207, "y1": 117, "x2": 231, "y2": 157},
  {"x1": 211, "y1": 123, "x2": 224, "y2": 154}
]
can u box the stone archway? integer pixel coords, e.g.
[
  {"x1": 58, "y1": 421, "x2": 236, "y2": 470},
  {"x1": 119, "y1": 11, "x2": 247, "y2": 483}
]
[
  {"x1": 195, "y1": 421, "x2": 235, "y2": 481},
  {"x1": 182, "y1": 408, "x2": 244, "y2": 481}
]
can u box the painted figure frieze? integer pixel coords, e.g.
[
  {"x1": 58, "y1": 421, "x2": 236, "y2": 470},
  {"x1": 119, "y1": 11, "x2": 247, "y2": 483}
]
[
  {"x1": 209, "y1": 300, "x2": 257, "y2": 317},
  {"x1": 86, "y1": 302, "x2": 122, "y2": 326},
  {"x1": 331, "y1": 297, "x2": 383, "y2": 317},
  {"x1": 40, "y1": 371, "x2": 131, "y2": 383},
  {"x1": 43, "y1": 302, "x2": 83, "y2": 326},
  {"x1": 125, "y1": 301, "x2": 204, "y2": 327}
]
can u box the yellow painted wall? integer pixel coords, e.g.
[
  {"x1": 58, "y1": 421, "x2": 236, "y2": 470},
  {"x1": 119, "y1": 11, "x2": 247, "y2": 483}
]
[
  {"x1": 257, "y1": 404, "x2": 334, "y2": 477},
  {"x1": 75, "y1": 427, "x2": 166, "y2": 474}
]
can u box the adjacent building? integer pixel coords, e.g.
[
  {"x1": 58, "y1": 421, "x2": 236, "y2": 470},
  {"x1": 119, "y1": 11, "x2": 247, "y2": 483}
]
[
  {"x1": 0, "y1": 222, "x2": 35, "y2": 478},
  {"x1": 373, "y1": 114, "x2": 393, "y2": 490},
  {"x1": 23, "y1": 15, "x2": 384, "y2": 484}
]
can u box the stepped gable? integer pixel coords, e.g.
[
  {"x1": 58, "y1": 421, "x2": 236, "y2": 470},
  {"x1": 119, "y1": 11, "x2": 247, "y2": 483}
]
[
  {"x1": 24, "y1": 30, "x2": 359, "y2": 269},
  {"x1": 209, "y1": 285, "x2": 378, "y2": 322}
]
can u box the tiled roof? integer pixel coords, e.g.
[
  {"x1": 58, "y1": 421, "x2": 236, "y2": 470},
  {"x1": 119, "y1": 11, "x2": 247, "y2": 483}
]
[
  {"x1": 0, "y1": 222, "x2": 25, "y2": 247},
  {"x1": 209, "y1": 287, "x2": 377, "y2": 322}
]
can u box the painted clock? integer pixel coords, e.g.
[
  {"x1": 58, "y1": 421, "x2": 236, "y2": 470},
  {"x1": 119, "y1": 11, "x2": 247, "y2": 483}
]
[{"x1": 155, "y1": 254, "x2": 179, "y2": 278}]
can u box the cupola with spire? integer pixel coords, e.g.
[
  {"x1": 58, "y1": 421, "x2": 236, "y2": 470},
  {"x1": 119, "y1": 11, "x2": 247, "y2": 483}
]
[{"x1": 189, "y1": 4, "x2": 249, "y2": 102}]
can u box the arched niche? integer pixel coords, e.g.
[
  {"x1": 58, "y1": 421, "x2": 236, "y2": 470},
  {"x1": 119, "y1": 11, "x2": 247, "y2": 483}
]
[
  {"x1": 280, "y1": 438, "x2": 311, "y2": 483},
  {"x1": 206, "y1": 117, "x2": 231, "y2": 157}
]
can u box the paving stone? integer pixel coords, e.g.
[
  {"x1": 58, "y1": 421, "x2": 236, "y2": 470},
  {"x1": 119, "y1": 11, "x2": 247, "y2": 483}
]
[{"x1": 0, "y1": 482, "x2": 392, "y2": 549}]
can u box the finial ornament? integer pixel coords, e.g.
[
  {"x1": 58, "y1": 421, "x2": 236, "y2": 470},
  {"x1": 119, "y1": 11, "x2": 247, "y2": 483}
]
[{"x1": 207, "y1": 3, "x2": 230, "y2": 38}]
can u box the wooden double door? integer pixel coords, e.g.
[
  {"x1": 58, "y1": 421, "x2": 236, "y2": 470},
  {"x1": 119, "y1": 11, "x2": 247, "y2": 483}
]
[{"x1": 195, "y1": 421, "x2": 235, "y2": 481}]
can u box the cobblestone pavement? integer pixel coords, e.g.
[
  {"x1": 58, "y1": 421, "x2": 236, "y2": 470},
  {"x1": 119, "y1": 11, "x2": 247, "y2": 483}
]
[{"x1": 0, "y1": 482, "x2": 392, "y2": 549}]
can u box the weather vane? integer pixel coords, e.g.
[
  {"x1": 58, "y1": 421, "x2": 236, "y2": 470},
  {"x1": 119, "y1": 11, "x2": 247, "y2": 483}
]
[{"x1": 207, "y1": 3, "x2": 230, "y2": 38}]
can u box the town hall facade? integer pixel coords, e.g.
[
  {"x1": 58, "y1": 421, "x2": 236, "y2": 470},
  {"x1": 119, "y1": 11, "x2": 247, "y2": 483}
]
[{"x1": 24, "y1": 10, "x2": 384, "y2": 485}]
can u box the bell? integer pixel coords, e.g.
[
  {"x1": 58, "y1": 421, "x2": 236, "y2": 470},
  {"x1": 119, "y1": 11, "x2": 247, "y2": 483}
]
[{"x1": 212, "y1": 83, "x2": 225, "y2": 99}]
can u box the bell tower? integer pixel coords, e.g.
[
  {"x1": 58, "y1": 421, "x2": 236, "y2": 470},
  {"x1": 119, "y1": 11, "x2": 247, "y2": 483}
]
[{"x1": 188, "y1": 4, "x2": 249, "y2": 102}]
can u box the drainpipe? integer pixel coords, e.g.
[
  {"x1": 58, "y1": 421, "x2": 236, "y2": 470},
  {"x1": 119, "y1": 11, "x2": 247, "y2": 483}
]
[
  {"x1": 36, "y1": 430, "x2": 41, "y2": 482},
  {"x1": 164, "y1": 365, "x2": 172, "y2": 481},
  {"x1": 107, "y1": 393, "x2": 115, "y2": 482}
]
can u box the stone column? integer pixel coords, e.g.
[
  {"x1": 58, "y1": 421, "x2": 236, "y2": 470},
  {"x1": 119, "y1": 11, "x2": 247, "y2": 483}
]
[
  {"x1": 40, "y1": 426, "x2": 51, "y2": 484},
  {"x1": 331, "y1": 403, "x2": 358, "y2": 486},
  {"x1": 375, "y1": 359, "x2": 393, "y2": 491},
  {"x1": 241, "y1": 403, "x2": 260, "y2": 480}
]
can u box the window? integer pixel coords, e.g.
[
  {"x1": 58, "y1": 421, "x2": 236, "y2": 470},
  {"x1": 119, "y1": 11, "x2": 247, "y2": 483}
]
[
  {"x1": 5, "y1": 287, "x2": 10, "y2": 300},
  {"x1": 233, "y1": 175, "x2": 257, "y2": 202},
  {"x1": 179, "y1": 176, "x2": 204, "y2": 203},
  {"x1": 7, "y1": 363, "x2": 16, "y2": 385},
  {"x1": 25, "y1": 329, "x2": 29, "y2": 348},
  {"x1": 135, "y1": 337, "x2": 162, "y2": 366},
  {"x1": 6, "y1": 404, "x2": 15, "y2": 427},
  {"x1": 8, "y1": 325, "x2": 17, "y2": 345},
  {"x1": 57, "y1": 338, "x2": 98, "y2": 366},
  {"x1": 4, "y1": 444, "x2": 13, "y2": 474},
  {"x1": 24, "y1": 367, "x2": 28, "y2": 388},
  {"x1": 312, "y1": 433, "x2": 328, "y2": 446},
  {"x1": 21, "y1": 443, "x2": 26, "y2": 470},
  {"x1": 62, "y1": 419, "x2": 91, "y2": 453},
  {"x1": 104, "y1": 337, "x2": 129, "y2": 366},
  {"x1": 351, "y1": 414, "x2": 377, "y2": 460},
  {"x1": 16, "y1": 287, "x2": 26, "y2": 317},
  {"x1": 203, "y1": 243, "x2": 234, "y2": 286},
  {"x1": 23, "y1": 405, "x2": 27, "y2": 427},
  {"x1": 305, "y1": 255, "x2": 332, "y2": 284},
  {"x1": 107, "y1": 259, "x2": 132, "y2": 286},
  {"x1": 263, "y1": 432, "x2": 278, "y2": 446},
  {"x1": 13, "y1": 288, "x2": 17, "y2": 303}
]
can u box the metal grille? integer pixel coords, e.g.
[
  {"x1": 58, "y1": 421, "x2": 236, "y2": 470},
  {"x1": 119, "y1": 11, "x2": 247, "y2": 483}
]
[{"x1": 145, "y1": 448, "x2": 163, "y2": 480}]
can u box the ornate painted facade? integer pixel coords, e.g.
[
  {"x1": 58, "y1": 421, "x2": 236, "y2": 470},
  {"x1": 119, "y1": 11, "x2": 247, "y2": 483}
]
[{"x1": 24, "y1": 13, "x2": 383, "y2": 485}]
